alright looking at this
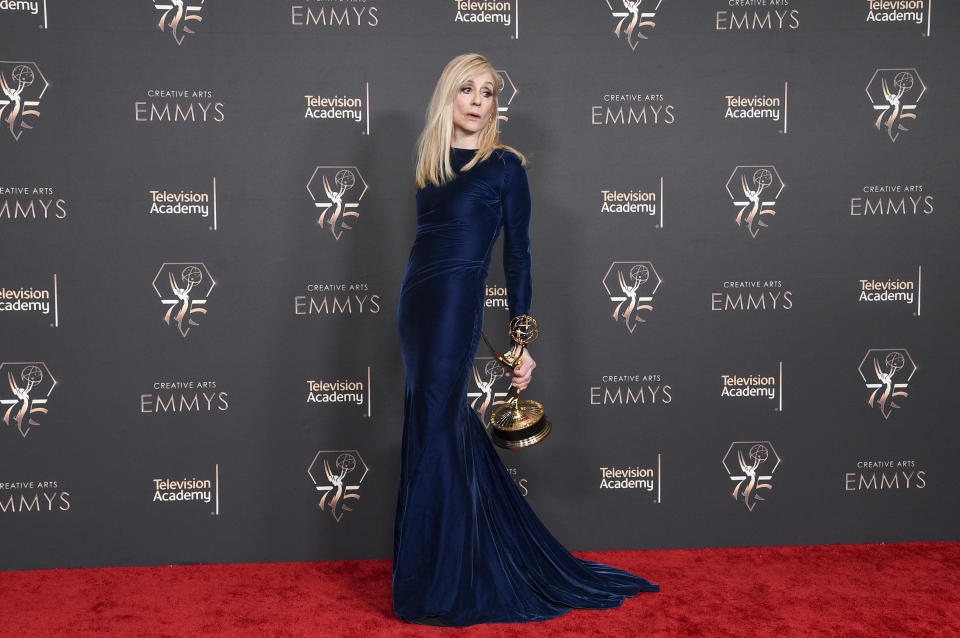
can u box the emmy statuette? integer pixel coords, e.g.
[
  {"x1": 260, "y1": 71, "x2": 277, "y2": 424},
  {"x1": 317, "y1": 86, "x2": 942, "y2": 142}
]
[{"x1": 480, "y1": 314, "x2": 552, "y2": 449}]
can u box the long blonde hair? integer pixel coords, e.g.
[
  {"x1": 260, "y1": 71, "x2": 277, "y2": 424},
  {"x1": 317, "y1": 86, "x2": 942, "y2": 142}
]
[{"x1": 414, "y1": 53, "x2": 526, "y2": 190}]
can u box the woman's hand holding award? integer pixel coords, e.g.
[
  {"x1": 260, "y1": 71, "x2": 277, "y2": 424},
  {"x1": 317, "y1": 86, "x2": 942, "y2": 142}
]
[{"x1": 480, "y1": 314, "x2": 552, "y2": 449}]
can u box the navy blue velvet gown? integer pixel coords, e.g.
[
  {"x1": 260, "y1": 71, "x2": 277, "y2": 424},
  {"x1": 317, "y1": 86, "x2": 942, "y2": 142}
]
[{"x1": 393, "y1": 147, "x2": 659, "y2": 627}]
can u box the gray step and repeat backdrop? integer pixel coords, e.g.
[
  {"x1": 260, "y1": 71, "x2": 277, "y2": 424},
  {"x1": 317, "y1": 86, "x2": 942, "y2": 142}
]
[{"x1": 2, "y1": 2, "x2": 958, "y2": 571}]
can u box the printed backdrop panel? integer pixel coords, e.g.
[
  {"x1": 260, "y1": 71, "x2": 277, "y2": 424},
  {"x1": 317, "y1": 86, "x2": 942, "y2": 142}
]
[{"x1": 0, "y1": 0, "x2": 957, "y2": 570}]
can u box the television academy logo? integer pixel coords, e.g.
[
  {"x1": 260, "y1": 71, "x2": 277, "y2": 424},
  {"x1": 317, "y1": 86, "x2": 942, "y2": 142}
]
[
  {"x1": 858, "y1": 268, "x2": 921, "y2": 316},
  {"x1": 152, "y1": 464, "x2": 220, "y2": 515},
  {"x1": 308, "y1": 450, "x2": 369, "y2": 522},
  {"x1": 723, "y1": 83, "x2": 788, "y2": 133},
  {"x1": 865, "y1": 1, "x2": 931, "y2": 37},
  {"x1": 726, "y1": 166, "x2": 784, "y2": 238},
  {"x1": 0, "y1": 61, "x2": 49, "y2": 142},
  {"x1": 152, "y1": 263, "x2": 216, "y2": 337},
  {"x1": 0, "y1": 361, "x2": 56, "y2": 438},
  {"x1": 148, "y1": 179, "x2": 218, "y2": 230},
  {"x1": 602, "y1": 261, "x2": 661, "y2": 333},
  {"x1": 303, "y1": 83, "x2": 371, "y2": 135},
  {"x1": 306, "y1": 166, "x2": 369, "y2": 240},
  {"x1": 483, "y1": 282, "x2": 509, "y2": 310},
  {"x1": 453, "y1": 0, "x2": 518, "y2": 39},
  {"x1": 153, "y1": 0, "x2": 204, "y2": 45},
  {"x1": 1, "y1": 0, "x2": 49, "y2": 29},
  {"x1": 723, "y1": 441, "x2": 780, "y2": 511},
  {"x1": 0, "y1": 275, "x2": 59, "y2": 326},
  {"x1": 720, "y1": 362, "x2": 783, "y2": 411},
  {"x1": 468, "y1": 356, "x2": 511, "y2": 427},
  {"x1": 306, "y1": 367, "x2": 372, "y2": 417},
  {"x1": 866, "y1": 69, "x2": 925, "y2": 142},
  {"x1": 858, "y1": 348, "x2": 916, "y2": 419},
  {"x1": 600, "y1": 178, "x2": 664, "y2": 228},
  {"x1": 605, "y1": 0, "x2": 662, "y2": 50},
  {"x1": 600, "y1": 454, "x2": 661, "y2": 503}
]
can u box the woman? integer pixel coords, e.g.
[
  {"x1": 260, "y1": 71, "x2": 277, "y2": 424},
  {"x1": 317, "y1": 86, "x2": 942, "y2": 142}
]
[{"x1": 393, "y1": 53, "x2": 659, "y2": 627}]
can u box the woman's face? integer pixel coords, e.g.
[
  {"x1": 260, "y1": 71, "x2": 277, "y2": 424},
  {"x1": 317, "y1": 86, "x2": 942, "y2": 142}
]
[{"x1": 451, "y1": 71, "x2": 496, "y2": 145}]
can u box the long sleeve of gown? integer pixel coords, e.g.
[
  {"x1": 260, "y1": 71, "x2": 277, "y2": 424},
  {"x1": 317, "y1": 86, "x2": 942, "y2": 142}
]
[{"x1": 500, "y1": 152, "x2": 533, "y2": 320}]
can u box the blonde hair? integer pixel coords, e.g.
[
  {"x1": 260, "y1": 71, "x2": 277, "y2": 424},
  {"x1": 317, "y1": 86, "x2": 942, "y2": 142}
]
[{"x1": 414, "y1": 53, "x2": 526, "y2": 190}]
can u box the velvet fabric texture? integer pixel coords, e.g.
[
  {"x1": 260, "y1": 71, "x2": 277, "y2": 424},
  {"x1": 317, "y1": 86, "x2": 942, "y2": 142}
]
[{"x1": 393, "y1": 147, "x2": 659, "y2": 627}]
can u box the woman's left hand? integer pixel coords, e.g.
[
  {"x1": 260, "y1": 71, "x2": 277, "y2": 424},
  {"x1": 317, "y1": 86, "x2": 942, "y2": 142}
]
[{"x1": 507, "y1": 345, "x2": 536, "y2": 391}]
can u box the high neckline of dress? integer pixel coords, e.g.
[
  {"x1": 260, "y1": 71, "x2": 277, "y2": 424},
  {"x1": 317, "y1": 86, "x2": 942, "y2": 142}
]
[{"x1": 452, "y1": 147, "x2": 477, "y2": 151}]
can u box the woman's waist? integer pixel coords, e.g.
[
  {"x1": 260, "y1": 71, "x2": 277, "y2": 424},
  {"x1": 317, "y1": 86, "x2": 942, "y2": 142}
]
[
  {"x1": 403, "y1": 255, "x2": 488, "y2": 279},
  {"x1": 400, "y1": 255, "x2": 489, "y2": 294},
  {"x1": 404, "y1": 236, "x2": 491, "y2": 267}
]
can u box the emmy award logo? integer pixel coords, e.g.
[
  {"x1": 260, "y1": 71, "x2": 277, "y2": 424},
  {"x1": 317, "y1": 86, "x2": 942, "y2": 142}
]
[
  {"x1": 166, "y1": 266, "x2": 206, "y2": 335},
  {"x1": 866, "y1": 69, "x2": 925, "y2": 143},
  {"x1": 0, "y1": 62, "x2": 47, "y2": 141},
  {"x1": 480, "y1": 314, "x2": 552, "y2": 449},
  {"x1": 859, "y1": 349, "x2": 917, "y2": 420},
  {"x1": 877, "y1": 72, "x2": 914, "y2": 141},
  {"x1": 321, "y1": 453, "x2": 358, "y2": 521},
  {"x1": 155, "y1": 0, "x2": 204, "y2": 45},
  {"x1": 1, "y1": 362, "x2": 56, "y2": 438},
  {"x1": 726, "y1": 165, "x2": 784, "y2": 238},
  {"x1": 470, "y1": 358, "x2": 509, "y2": 427},
  {"x1": 308, "y1": 449, "x2": 369, "y2": 522},
  {"x1": 602, "y1": 261, "x2": 661, "y2": 333},
  {"x1": 609, "y1": 0, "x2": 659, "y2": 50},
  {"x1": 615, "y1": 264, "x2": 651, "y2": 332},
  {"x1": 306, "y1": 166, "x2": 369, "y2": 240},
  {"x1": 723, "y1": 441, "x2": 781, "y2": 512},
  {"x1": 153, "y1": 263, "x2": 215, "y2": 337},
  {"x1": 737, "y1": 169, "x2": 775, "y2": 238},
  {"x1": 733, "y1": 444, "x2": 771, "y2": 510},
  {"x1": 320, "y1": 169, "x2": 358, "y2": 239}
]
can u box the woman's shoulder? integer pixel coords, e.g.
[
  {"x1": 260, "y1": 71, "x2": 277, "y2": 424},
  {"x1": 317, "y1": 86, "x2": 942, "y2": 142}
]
[
  {"x1": 493, "y1": 148, "x2": 527, "y2": 189},
  {"x1": 493, "y1": 146, "x2": 524, "y2": 166}
]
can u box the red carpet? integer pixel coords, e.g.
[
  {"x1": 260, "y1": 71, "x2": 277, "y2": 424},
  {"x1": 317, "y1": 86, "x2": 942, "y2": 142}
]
[{"x1": 1, "y1": 542, "x2": 958, "y2": 637}]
